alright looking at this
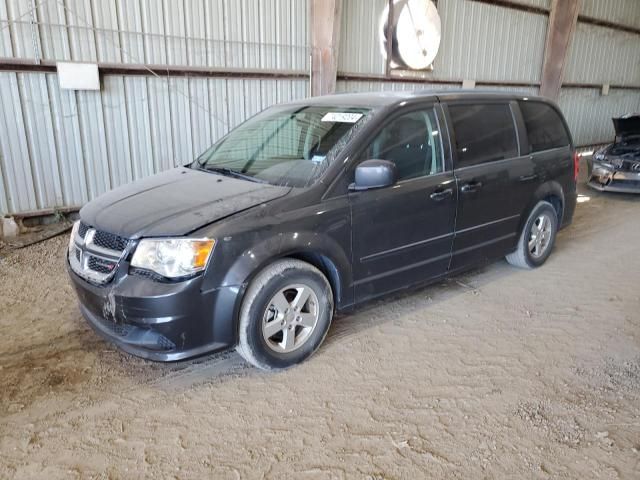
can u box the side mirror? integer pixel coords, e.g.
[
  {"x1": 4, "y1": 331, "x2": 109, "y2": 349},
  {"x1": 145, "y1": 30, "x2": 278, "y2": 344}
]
[{"x1": 349, "y1": 159, "x2": 397, "y2": 191}]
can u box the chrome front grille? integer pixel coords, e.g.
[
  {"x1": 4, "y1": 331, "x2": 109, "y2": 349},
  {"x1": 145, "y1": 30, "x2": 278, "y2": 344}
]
[
  {"x1": 69, "y1": 222, "x2": 130, "y2": 284},
  {"x1": 93, "y1": 230, "x2": 129, "y2": 251},
  {"x1": 77, "y1": 221, "x2": 90, "y2": 238}
]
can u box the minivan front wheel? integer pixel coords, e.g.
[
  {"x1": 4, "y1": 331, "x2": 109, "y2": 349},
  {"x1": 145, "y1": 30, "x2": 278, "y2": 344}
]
[
  {"x1": 236, "y1": 259, "x2": 333, "y2": 370},
  {"x1": 506, "y1": 201, "x2": 558, "y2": 269}
]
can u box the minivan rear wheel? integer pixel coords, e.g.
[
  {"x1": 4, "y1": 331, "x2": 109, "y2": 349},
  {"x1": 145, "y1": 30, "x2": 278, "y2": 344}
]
[
  {"x1": 506, "y1": 201, "x2": 558, "y2": 269},
  {"x1": 236, "y1": 259, "x2": 334, "y2": 370}
]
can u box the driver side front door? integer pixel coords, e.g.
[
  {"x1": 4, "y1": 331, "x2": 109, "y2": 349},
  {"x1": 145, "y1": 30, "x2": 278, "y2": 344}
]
[{"x1": 349, "y1": 106, "x2": 457, "y2": 303}]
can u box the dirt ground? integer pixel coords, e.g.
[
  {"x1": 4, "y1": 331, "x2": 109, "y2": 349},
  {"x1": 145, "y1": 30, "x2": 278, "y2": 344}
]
[{"x1": 1, "y1": 176, "x2": 639, "y2": 479}]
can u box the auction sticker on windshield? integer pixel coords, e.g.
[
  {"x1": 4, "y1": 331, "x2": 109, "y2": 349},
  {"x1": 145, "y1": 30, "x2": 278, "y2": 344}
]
[{"x1": 321, "y1": 112, "x2": 364, "y2": 123}]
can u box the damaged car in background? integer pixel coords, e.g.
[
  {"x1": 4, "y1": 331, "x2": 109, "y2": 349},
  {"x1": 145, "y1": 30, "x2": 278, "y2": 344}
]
[{"x1": 588, "y1": 113, "x2": 640, "y2": 193}]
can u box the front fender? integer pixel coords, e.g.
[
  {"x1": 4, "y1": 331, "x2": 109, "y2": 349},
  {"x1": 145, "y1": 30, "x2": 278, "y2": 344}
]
[{"x1": 221, "y1": 230, "x2": 352, "y2": 300}]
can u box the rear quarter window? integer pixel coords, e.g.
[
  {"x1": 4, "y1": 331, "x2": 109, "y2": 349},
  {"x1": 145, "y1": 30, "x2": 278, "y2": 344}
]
[
  {"x1": 448, "y1": 103, "x2": 518, "y2": 168},
  {"x1": 518, "y1": 101, "x2": 570, "y2": 152}
]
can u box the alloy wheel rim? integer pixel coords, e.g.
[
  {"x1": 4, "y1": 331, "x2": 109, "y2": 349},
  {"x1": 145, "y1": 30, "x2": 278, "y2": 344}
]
[
  {"x1": 262, "y1": 284, "x2": 320, "y2": 353},
  {"x1": 528, "y1": 213, "x2": 552, "y2": 259}
]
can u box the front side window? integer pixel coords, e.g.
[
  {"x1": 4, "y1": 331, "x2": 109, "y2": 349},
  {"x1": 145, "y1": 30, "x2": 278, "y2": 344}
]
[
  {"x1": 519, "y1": 101, "x2": 570, "y2": 152},
  {"x1": 360, "y1": 109, "x2": 443, "y2": 181},
  {"x1": 449, "y1": 103, "x2": 518, "y2": 168},
  {"x1": 195, "y1": 105, "x2": 370, "y2": 187}
]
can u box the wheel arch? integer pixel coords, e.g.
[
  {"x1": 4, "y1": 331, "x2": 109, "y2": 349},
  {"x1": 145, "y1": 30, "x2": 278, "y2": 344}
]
[
  {"x1": 220, "y1": 231, "x2": 352, "y2": 344},
  {"x1": 518, "y1": 180, "x2": 565, "y2": 234}
]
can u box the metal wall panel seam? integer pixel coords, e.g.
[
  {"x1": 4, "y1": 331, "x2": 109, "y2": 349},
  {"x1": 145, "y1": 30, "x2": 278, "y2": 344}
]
[
  {"x1": 46, "y1": 73, "x2": 88, "y2": 205},
  {"x1": 0, "y1": 72, "x2": 37, "y2": 211},
  {"x1": 14, "y1": 71, "x2": 41, "y2": 209}
]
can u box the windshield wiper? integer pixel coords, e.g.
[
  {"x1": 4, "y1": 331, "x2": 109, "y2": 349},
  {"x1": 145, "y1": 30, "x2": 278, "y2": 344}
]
[{"x1": 198, "y1": 166, "x2": 267, "y2": 184}]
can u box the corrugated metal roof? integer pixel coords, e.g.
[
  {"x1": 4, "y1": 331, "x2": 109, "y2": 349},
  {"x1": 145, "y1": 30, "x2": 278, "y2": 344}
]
[
  {"x1": 564, "y1": 23, "x2": 640, "y2": 87},
  {"x1": 0, "y1": 71, "x2": 308, "y2": 214}
]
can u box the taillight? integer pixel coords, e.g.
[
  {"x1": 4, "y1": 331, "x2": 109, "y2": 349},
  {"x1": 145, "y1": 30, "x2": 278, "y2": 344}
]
[{"x1": 573, "y1": 151, "x2": 579, "y2": 182}]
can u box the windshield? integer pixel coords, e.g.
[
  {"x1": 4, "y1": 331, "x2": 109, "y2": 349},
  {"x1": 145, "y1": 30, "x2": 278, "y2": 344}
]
[{"x1": 195, "y1": 105, "x2": 370, "y2": 187}]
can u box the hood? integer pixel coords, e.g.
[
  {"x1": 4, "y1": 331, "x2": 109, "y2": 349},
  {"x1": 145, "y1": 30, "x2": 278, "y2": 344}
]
[
  {"x1": 80, "y1": 168, "x2": 291, "y2": 238},
  {"x1": 613, "y1": 114, "x2": 640, "y2": 139}
]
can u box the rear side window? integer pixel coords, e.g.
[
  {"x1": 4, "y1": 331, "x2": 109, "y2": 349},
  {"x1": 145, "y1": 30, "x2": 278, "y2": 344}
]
[
  {"x1": 449, "y1": 103, "x2": 518, "y2": 168},
  {"x1": 518, "y1": 101, "x2": 570, "y2": 152}
]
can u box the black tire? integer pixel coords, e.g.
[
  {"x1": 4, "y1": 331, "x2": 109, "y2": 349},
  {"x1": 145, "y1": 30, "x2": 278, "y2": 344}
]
[
  {"x1": 236, "y1": 259, "x2": 334, "y2": 370},
  {"x1": 506, "y1": 201, "x2": 558, "y2": 269}
]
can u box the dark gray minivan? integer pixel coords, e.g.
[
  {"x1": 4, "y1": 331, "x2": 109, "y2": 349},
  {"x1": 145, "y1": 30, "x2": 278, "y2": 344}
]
[{"x1": 68, "y1": 91, "x2": 578, "y2": 369}]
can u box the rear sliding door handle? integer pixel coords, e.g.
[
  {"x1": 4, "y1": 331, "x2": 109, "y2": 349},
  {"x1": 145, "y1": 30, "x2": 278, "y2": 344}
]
[
  {"x1": 430, "y1": 188, "x2": 453, "y2": 201},
  {"x1": 518, "y1": 174, "x2": 539, "y2": 182},
  {"x1": 460, "y1": 181, "x2": 483, "y2": 193}
]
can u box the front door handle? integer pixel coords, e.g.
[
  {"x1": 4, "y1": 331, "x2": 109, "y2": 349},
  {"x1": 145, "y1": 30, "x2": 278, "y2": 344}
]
[
  {"x1": 430, "y1": 188, "x2": 453, "y2": 201},
  {"x1": 460, "y1": 181, "x2": 483, "y2": 193}
]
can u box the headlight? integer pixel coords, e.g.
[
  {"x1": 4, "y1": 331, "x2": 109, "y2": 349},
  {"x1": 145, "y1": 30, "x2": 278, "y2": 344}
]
[
  {"x1": 131, "y1": 238, "x2": 215, "y2": 278},
  {"x1": 68, "y1": 220, "x2": 80, "y2": 252}
]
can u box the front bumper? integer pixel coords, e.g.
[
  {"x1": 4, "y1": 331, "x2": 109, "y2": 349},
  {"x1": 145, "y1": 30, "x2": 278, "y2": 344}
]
[
  {"x1": 68, "y1": 261, "x2": 240, "y2": 361},
  {"x1": 588, "y1": 169, "x2": 640, "y2": 194},
  {"x1": 587, "y1": 160, "x2": 640, "y2": 193}
]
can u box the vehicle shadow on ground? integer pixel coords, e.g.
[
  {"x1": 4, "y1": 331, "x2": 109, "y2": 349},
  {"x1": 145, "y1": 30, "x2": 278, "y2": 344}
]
[{"x1": 143, "y1": 263, "x2": 517, "y2": 392}]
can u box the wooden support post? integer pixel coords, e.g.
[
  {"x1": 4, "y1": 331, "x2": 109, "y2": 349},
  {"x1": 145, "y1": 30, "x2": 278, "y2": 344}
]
[
  {"x1": 540, "y1": 0, "x2": 580, "y2": 100},
  {"x1": 310, "y1": 0, "x2": 342, "y2": 96}
]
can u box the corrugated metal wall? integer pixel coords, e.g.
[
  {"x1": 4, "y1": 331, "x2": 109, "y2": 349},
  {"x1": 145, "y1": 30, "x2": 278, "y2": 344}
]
[
  {"x1": 1, "y1": 0, "x2": 639, "y2": 215},
  {"x1": 339, "y1": 0, "x2": 548, "y2": 80},
  {"x1": 337, "y1": 0, "x2": 640, "y2": 148},
  {"x1": 0, "y1": 0, "x2": 309, "y2": 214},
  {"x1": 581, "y1": 0, "x2": 640, "y2": 29},
  {"x1": 1, "y1": 0, "x2": 309, "y2": 69},
  {"x1": 562, "y1": 2, "x2": 640, "y2": 145},
  {"x1": 564, "y1": 23, "x2": 640, "y2": 87},
  {"x1": 559, "y1": 88, "x2": 640, "y2": 147},
  {"x1": 0, "y1": 72, "x2": 308, "y2": 214}
]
